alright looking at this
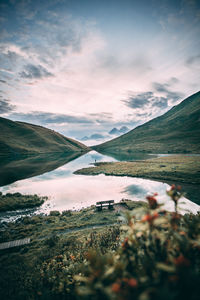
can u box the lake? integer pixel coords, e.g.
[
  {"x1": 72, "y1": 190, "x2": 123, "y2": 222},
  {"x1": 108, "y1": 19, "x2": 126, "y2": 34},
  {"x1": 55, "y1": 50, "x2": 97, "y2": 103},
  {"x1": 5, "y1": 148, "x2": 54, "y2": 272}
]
[{"x1": 0, "y1": 151, "x2": 199, "y2": 223}]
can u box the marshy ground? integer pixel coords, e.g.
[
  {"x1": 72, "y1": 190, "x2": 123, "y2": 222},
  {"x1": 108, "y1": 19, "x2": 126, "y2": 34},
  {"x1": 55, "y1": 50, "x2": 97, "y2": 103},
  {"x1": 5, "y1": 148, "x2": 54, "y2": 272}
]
[{"x1": 74, "y1": 155, "x2": 200, "y2": 185}]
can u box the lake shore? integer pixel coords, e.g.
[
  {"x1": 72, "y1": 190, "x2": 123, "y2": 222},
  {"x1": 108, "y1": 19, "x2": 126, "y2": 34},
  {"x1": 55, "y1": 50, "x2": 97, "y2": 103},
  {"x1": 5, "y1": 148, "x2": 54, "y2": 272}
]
[{"x1": 74, "y1": 155, "x2": 200, "y2": 185}]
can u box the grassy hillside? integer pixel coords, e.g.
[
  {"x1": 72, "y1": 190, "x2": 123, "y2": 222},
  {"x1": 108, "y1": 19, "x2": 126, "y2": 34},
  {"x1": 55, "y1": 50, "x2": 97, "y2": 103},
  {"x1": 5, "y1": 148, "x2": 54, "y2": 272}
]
[
  {"x1": 0, "y1": 117, "x2": 88, "y2": 157},
  {"x1": 94, "y1": 91, "x2": 200, "y2": 153}
]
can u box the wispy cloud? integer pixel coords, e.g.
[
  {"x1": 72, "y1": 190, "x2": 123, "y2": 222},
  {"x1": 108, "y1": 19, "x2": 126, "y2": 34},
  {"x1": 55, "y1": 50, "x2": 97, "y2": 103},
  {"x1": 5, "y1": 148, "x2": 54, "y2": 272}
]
[
  {"x1": 9, "y1": 111, "x2": 115, "y2": 126},
  {"x1": 153, "y1": 82, "x2": 183, "y2": 103},
  {"x1": 0, "y1": 98, "x2": 15, "y2": 114},
  {"x1": 19, "y1": 64, "x2": 54, "y2": 79},
  {"x1": 122, "y1": 92, "x2": 169, "y2": 110}
]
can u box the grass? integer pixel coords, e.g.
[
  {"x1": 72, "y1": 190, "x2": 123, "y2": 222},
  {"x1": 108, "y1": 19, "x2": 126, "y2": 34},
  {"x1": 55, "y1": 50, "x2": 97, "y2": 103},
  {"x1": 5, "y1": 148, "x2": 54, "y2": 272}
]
[
  {"x1": 0, "y1": 192, "x2": 47, "y2": 212},
  {"x1": 0, "y1": 224, "x2": 121, "y2": 300},
  {"x1": 0, "y1": 116, "x2": 89, "y2": 157},
  {"x1": 74, "y1": 155, "x2": 200, "y2": 185},
  {"x1": 0, "y1": 202, "x2": 146, "y2": 243},
  {"x1": 94, "y1": 91, "x2": 200, "y2": 153},
  {"x1": 0, "y1": 202, "x2": 137, "y2": 299}
]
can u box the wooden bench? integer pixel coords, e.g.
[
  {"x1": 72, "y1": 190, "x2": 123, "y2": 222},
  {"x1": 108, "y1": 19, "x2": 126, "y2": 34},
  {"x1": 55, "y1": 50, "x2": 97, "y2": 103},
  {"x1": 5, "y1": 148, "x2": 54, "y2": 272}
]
[{"x1": 96, "y1": 200, "x2": 114, "y2": 211}]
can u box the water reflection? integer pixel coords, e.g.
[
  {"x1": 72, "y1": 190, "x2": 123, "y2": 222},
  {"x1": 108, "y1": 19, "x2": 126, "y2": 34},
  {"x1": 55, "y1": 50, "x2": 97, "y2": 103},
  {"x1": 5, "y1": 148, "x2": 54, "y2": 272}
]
[
  {"x1": 92, "y1": 150, "x2": 157, "y2": 161},
  {"x1": 0, "y1": 151, "x2": 199, "y2": 223},
  {"x1": 0, "y1": 151, "x2": 86, "y2": 186}
]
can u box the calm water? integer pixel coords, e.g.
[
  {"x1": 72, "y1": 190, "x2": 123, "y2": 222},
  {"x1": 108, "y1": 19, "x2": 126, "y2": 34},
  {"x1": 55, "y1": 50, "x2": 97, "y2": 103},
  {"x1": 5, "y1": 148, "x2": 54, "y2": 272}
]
[{"x1": 0, "y1": 151, "x2": 199, "y2": 223}]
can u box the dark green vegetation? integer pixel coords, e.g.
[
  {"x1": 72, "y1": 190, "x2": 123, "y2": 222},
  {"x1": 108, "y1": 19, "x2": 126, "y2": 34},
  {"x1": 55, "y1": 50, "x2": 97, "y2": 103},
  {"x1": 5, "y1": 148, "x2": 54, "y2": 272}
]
[
  {"x1": 0, "y1": 203, "x2": 129, "y2": 299},
  {"x1": 0, "y1": 205, "x2": 123, "y2": 243},
  {"x1": 94, "y1": 91, "x2": 200, "y2": 153},
  {"x1": 0, "y1": 192, "x2": 47, "y2": 212},
  {"x1": 0, "y1": 188, "x2": 199, "y2": 300},
  {"x1": 0, "y1": 152, "x2": 84, "y2": 186},
  {"x1": 0, "y1": 117, "x2": 88, "y2": 157}
]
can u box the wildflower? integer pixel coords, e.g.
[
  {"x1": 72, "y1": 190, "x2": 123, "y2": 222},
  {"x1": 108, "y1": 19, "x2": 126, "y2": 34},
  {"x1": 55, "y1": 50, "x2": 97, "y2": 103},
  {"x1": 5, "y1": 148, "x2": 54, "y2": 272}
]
[
  {"x1": 167, "y1": 185, "x2": 182, "y2": 212},
  {"x1": 171, "y1": 184, "x2": 176, "y2": 190},
  {"x1": 70, "y1": 255, "x2": 75, "y2": 260},
  {"x1": 111, "y1": 282, "x2": 121, "y2": 293},
  {"x1": 122, "y1": 237, "x2": 129, "y2": 248},
  {"x1": 174, "y1": 254, "x2": 190, "y2": 267},
  {"x1": 146, "y1": 193, "x2": 158, "y2": 209},
  {"x1": 179, "y1": 231, "x2": 186, "y2": 236},
  {"x1": 128, "y1": 278, "x2": 138, "y2": 288},
  {"x1": 141, "y1": 212, "x2": 159, "y2": 225}
]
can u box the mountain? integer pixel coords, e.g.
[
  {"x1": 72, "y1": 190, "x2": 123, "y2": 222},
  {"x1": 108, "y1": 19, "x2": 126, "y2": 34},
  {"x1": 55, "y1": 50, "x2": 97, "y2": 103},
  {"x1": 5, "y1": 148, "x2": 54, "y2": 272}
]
[
  {"x1": 109, "y1": 127, "x2": 118, "y2": 135},
  {"x1": 93, "y1": 91, "x2": 200, "y2": 153},
  {"x1": 0, "y1": 117, "x2": 88, "y2": 157},
  {"x1": 81, "y1": 134, "x2": 105, "y2": 141},
  {"x1": 119, "y1": 126, "x2": 129, "y2": 134},
  {"x1": 109, "y1": 126, "x2": 129, "y2": 135}
]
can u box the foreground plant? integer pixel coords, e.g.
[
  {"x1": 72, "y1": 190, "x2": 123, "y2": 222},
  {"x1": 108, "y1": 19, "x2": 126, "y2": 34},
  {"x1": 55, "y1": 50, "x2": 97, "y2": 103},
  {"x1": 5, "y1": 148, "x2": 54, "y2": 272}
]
[{"x1": 75, "y1": 185, "x2": 200, "y2": 300}]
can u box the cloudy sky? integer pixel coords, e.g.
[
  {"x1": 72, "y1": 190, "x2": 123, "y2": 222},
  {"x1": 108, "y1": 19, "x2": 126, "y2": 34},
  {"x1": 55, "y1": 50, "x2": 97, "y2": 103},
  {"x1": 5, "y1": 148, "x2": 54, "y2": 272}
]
[{"x1": 0, "y1": 0, "x2": 200, "y2": 143}]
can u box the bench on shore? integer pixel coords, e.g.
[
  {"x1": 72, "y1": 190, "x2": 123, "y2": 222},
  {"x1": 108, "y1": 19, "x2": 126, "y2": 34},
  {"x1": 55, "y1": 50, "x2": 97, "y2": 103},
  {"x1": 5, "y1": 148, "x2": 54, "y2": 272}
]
[{"x1": 96, "y1": 200, "x2": 114, "y2": 211}]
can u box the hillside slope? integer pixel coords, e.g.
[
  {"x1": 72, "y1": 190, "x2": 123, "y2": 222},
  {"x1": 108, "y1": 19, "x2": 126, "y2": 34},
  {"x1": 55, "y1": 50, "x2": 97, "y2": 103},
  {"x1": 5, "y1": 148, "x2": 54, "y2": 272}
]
[
  {"x1": 94, "y1": 91, "x2": 200, "y2": 153},
  {"x1": 0, "y1": 117, "x2": 88, "y2": 156}
]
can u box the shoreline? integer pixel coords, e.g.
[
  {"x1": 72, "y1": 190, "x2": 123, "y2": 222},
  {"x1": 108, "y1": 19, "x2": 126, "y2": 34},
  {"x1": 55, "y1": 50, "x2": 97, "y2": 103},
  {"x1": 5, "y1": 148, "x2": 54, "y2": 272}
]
[
  {"x1": 0, "y1": 193, "x2": 47, "y2": 212},
  {"x1": 74, "y1": 155, "x2": 200, "y2": 185}
]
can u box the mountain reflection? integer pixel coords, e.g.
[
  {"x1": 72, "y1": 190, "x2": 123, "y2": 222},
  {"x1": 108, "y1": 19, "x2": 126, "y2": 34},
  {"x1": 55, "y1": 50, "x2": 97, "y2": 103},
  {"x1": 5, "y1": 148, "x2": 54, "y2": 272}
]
[{"x1": 0, "y1": 152, "x2": 85, "y2": 186}]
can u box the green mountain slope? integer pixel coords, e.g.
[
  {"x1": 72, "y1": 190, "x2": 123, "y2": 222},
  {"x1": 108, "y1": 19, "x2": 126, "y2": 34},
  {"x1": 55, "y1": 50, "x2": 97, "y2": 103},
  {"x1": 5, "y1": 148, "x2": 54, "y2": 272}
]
[
  {"x1": 0, "y1": 117, "x2": 88, "y2": 157},
  {"x1": 94, "y1": 91, "x2": 200, "y2": 153}
]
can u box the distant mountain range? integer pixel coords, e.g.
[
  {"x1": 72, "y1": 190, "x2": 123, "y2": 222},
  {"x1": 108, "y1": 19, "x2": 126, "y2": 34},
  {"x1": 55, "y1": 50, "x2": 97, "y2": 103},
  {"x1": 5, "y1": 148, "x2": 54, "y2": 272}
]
[
  {"x1": 93, "y1": 91, "x2": 200, "y2": 153},
  {"x1": 81, "y1": 126, "x2": 129, "y2": 141},
  {"x1": 109, "y1": 126, "x2": 129, "y2": 135},
  {"x1": 81, "y1": 134, "x2": 105, "y2": 141},
  {"x1": 0, "y1": 117, "x2": 88, "y2": 157}
]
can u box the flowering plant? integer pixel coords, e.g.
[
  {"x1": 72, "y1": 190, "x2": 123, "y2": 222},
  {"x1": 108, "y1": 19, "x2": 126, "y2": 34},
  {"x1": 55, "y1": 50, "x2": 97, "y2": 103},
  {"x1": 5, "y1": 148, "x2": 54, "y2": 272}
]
[{"x1": 76, "y1": 185, "x2": 200, "y2": 300}]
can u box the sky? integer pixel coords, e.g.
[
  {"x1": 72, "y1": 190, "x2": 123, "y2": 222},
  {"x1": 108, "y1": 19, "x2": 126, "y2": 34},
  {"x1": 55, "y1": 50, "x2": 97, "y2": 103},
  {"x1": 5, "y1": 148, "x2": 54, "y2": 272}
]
[{"x1": 0, "y1": 0, "x2": 200, "y2": 144}]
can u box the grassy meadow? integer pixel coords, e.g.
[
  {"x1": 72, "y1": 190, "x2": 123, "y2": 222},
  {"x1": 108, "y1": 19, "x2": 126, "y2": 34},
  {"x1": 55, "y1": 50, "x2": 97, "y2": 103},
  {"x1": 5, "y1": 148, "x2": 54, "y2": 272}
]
[{"x1": 74, "y1": 155, "x2": 200, "y2": 185}]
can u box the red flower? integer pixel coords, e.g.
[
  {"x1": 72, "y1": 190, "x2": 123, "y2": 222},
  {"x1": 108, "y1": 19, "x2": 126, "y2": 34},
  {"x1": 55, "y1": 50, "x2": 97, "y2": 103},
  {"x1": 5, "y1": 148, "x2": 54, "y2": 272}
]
[
  {"x1": 146, "y1": 193, "x2": 158, "y2": 209},
  {"x1": 171, "y1": 184, "x2": 176, "y2": 190},
  {"x1": 122, "y1": 237, "x2": 129, "y2": 248},
  {"x1": 174, "y1": 254, "x2": 190, "y2": 267},
  {"x1": 141, "y1": 212, "x2": 159, "y2": 224},
  {"x1": 111, "y1": 282, "x2": 121, "y2": 293},
  {"x1": 128, "y1": 278, "x2": 138, "y2": 288}
]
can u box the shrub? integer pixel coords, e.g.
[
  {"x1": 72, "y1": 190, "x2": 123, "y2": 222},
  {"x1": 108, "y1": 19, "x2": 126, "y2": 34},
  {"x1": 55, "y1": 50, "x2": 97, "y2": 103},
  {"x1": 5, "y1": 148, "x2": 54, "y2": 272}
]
[
  {"x1": 50, "y1": 210, "x2": 60, "y2": 216},
  {"x1": 75, "y1": 185, "x2": 200, "y2": 300},
  {"x1": 62, "y1": 210, "x2": 72, "y2": 217}
]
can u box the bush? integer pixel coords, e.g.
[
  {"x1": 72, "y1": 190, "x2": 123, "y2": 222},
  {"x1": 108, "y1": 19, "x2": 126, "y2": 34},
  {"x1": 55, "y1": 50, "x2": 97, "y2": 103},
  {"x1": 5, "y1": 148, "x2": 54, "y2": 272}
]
[
  {"x1": 50, "y1": 210, "x2": 60, "y2": 216},
  {"x1": 75, "y1": 185, "x2": 200, "y2": 300},
  {"x1": 62, "y1": 210, "x2": 72, "y2": 217}
]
